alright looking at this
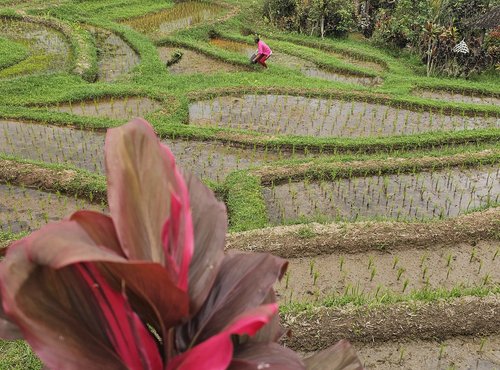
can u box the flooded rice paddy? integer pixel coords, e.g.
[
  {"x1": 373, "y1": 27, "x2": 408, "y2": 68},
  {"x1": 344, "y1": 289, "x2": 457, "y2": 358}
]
[
  {"x1": 52, "y1": 97, "x2": 162, "y2": 120},
  {"x1": 123, "y1": 2, "x2": 225, "y2": 38},
  {"x1": 263, "y1": 166, "x2": 500, "y2": 224},
  {"x1": 88, "y1": 27, "x2": 140, "y2": 82},
  {"x1": 0, "y1": 17, "x2": 72, "y2": 77},
  {"x1": 0, "y1": 120, "x2": 298, "y2": 182},
  {"x1": 189, "y1": 95, "x2": 499, "y2": 137},
  {"x1": 158, "y1": 47, "x2": 243, "y2": 74},
  {"x1": 0, "y1": 183, "x2": 104, "y2": 233},
  {"x1": 209, "y1": 38, "x2": 381, "y2": 86},
  {"x1": 416, "y1": 90, "x2": 500, "y2": 106}
]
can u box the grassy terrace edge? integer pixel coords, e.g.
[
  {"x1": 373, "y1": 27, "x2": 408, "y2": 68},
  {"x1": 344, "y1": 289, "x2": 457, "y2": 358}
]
[
  {"x1": 226, "y1": 149, "x2": 500, "y2": 231},
  {"x1": 280, "y1": 288, "x2": 500, "y2": 351},
  {"x1": 0, "y1": 10, "x2": 98, "y2": 81}
]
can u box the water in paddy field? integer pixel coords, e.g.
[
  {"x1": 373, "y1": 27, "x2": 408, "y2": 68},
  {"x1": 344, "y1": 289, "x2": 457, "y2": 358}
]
[
  {"x1": 0, "y1": 120, "x2": 299, "y2": 182},
  {"x1": 0, "y1": 18, "x2": 72, "y2": 76},
  {"x1": 158, "y1": 47, "x2": 244, "y2": 75},
  {"x1": 52, "y1": 97, "x2": 163, "y2": 121},
  {"x1": 416, "y1": 90, "x2": 500, "y2": 106},
  {"x1": 122, "y1": 2, "x2": 225, "y2": 38},
  {"x1": 264, "y1": 166, "x2": 500, "y2": 224},
  {"x1": 88, "y1": 27, "x2": 140, "y2": 82},
  {"x1": 209, "y1": 38, "x2": 381, "y2": 86},
  {"x1": 0, "y1": 184, "x2": 105, "y2": 233},
  {"x1": 189, "y1": 95, "x2": 499, "y2": 137}
]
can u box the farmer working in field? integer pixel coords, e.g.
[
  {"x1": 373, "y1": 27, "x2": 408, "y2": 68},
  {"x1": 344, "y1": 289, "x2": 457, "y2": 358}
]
[{"x1": 252, "y1": 37, "x2": 272, "y2": 68}]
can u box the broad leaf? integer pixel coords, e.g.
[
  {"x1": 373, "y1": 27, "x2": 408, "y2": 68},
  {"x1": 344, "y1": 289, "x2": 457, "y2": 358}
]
[
  {"x1": 105, "y1": 119, "x2": 193, "y2": 290},
  {"x1": 0, "y1": 244, "x2": 127, "y2": 370},
  {"x1": 303, "y1": 340, "x2": 364, "y2": 370},
  {"x1": 169, "y1": 304, "x2": 277, "y2": 370},
  {"x1": 177, "y1": 252, "x2": 287, "y2": 350},
  {"x1": 230, "y1": 342, "x2": 306, "y2": 370},
  {"x1": 184, "y1": 173, "x2": 226, "y2": 316}
]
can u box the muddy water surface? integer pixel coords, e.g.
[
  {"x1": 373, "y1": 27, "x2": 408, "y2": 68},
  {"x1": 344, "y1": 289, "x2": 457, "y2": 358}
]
[
  {"x1": 416, "y1": 90, "x2": 500, "y2": 106},
  {"x1": 209, "y1": 39, "x2": 380, "y2": 86},
  {"x1": 189, "y1": 95, "x2": 499, "y2": 137},
  {"x1": 88, "y1": 27, "x2": 140, "y2": 82},
  {"x1": 353, "y1": 335, "x2": 500, "y2": 369},
  {"x1": 277, "y1": 240, "x2": 500, "y2": 302},
  {"x1": 158, "y1": 47, "x2": 243, "y2": 74},
  {"x1": 53, "y1": 97, "x2": 162, "y2": 120},
  {"x1": 0, "y1": 183, "x2": 104, "y2": 233},
  {"x1": 264, "y1": 166, "x2": 500, "y2": 224},
  {"x1": 0, "y1": 18, "x2": 72, "y2": 76},
  {"x1": 0, "y1": 120, "x2": 298, "y2": 181},
  {"x1": 123, "y1": 2, "x2": 225, "y2": 38}
]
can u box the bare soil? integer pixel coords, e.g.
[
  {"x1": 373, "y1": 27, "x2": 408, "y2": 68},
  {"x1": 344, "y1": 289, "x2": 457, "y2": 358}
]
[
  {"x1": 281, "y1": 295, "x2": 500, "y2": 351},
  {"x1": 225, "y1": 207, "x2": 500, "y2": 257},
  {"x1": 53, "y1": 97, "x2": 163, "y2": 120},
  {"x1": 158, "y1": 47, "x2": 243, "y2": 75},
  {"x1": 209, "y1": 39, "x2": 380, "y2": 86},
  {"x1": 189, "y1": 95, "x2": 499, "y2": 137},
  {"x1": 0, "y1": 120, "x2": 300, "y2": 181},
  {"x1": 122, "y1": 2, "x2": 225, "y2": 38},
  {"x1": 276, "y1": 240, "x2": 499, "y2": 302},
  {"x1": 0, "y1": 183, "x2": 104, "y2": 233},
  {"x1": 417, "y1": 90, "x2": 500, "y2": 107},
  {"x1": 263, "y1": 166, "x2": 500, "y2": 224},
  {"x1": 88, "y1": 27, "x2": 140, "y2": 82}
]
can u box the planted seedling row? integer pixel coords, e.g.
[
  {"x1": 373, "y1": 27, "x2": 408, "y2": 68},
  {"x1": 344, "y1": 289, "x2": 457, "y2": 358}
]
[
  {"x1": 263, "y1": 165, "x2": 500, "y2": 224},
  {"x1": 0, "y1": 183, "x2": 104, "y2": 233},
  {"x1": 122, "y1": 1, "x2": 225, "y2": 38},
  {"x1": 0, "y1": 120, "x2": 300, "y2": 182},
  {"x1": 278, "y1": 240, "x2": 499, "y2": 303},
  {"x1": 189, "y1": 95, "x2": 499, "y2": 138}
]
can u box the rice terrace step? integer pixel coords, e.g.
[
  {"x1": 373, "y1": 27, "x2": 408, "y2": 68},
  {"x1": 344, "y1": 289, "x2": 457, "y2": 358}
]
[{"x1": 0, "y1": 0, "x2": 499, "y2": 368}]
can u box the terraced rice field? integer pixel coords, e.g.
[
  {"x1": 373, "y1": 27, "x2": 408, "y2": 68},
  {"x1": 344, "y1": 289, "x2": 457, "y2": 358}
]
[
  {"x1": 0, "y1": 17, "x2": 72, "y2": 77},
  {"x1": 0, "y1": 0, "x2": 499, "y2": 368},
  {"x1": 52, "y1": 96, "x2": 163, "y2": 120},
  {"x1": 0, "y1": 183, "x2": 104, "y2": 233},
  {"x1": 88, "y1": 27, "x2": 140, "y2": 82},
  {"x1": 122, "y1": 1, "x2": 226, "y2": 38},
  {"x1": 0, "y1": 120, "x2": 298, "y2": 181},
  {"x1": 263, "y1": 165, "x2": 500, "y2": 224},
  {"x1": 158, "y1": 46, "x2": 243, "y2": 74},
  {"x1": 189, "y1": 94, "x2": 499, "y2": 137},
  {"x1": 209, "y1": 38, "x2": 381, "y2": 86}
]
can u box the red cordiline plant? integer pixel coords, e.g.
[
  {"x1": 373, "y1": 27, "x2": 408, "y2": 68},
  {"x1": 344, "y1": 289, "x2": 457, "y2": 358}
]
[{"x1": 0, "y1": 119, "x2": 362, "y2": 370}]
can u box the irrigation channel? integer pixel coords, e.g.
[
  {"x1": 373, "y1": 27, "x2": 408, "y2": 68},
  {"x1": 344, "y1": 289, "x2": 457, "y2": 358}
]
[{"x1": 189, "y1": 94, "x2": 499, "y2": 137}]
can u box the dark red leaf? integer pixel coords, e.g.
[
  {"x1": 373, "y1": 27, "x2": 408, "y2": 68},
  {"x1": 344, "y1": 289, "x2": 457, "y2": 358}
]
[
  {"x1": 105, "y1": 119, "x2": 193, "y2": 290},
  {"x1": 184, "y1": 173, "x2": 227, "y2": 316},
  {"x1": 169, "y1": 304, "x2": 277, "y2": 370},
  {"x1": 177, "y1": 252, "x2": 287, "y2": 350}
]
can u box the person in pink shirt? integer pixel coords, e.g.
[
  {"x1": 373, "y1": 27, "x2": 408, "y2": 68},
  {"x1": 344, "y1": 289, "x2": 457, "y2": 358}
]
[{"x1": 252, "y1": 37, "x2": 272, "y2": 68}]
